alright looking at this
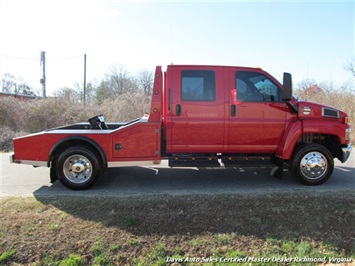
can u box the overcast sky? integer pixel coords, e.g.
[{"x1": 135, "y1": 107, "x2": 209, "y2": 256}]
[{"x1": 0, "y1": 0, "x2": 354, "y2": 95}]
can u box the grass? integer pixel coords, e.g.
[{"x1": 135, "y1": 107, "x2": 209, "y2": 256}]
[
  {"x1": 0, "y1": 248, "x2": 16, "y2": 264},
  {"x1": 0, "y1": 192, "x2": 354, "y2": 265}
]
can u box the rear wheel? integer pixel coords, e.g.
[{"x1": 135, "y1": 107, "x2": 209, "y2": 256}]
[
  {"x1": 291, "y1": 144, "x2": 334, "y2": 185},
  {"x1": 56, "y1": 146, "x2": 101, "y2": 190}
]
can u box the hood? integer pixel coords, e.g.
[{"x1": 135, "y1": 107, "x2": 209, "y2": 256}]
[{"x1": 297, "y1": 101, "x2": 348, "y2": 122}]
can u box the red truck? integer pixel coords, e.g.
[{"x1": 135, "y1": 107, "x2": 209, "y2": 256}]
[{"x1": 11, "y1": 65, "x2": 352, "y2": 190}]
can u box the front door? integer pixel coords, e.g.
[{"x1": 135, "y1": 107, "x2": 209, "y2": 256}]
[{"x1": 227, "y1": 68, "x2": 288, "y2": 153}]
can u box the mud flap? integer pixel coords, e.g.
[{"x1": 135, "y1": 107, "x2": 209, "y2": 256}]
[
  {"x1": 50, "y1": 166, "x2": 58, "y2": 183},
  {"x1": 270, "y1": 157, "x2": 284, "y2": 179}
]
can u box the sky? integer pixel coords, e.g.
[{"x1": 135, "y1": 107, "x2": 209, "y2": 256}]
[{"x1": 0, "y1": 0, "x2": 354, "y2": 96}]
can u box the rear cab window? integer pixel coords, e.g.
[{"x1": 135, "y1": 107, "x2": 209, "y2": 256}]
[{"x1": 181, "y1": 70, "x2": 216, "y2": 101}]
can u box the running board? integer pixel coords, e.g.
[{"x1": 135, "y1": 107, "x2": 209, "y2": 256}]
[
  {"x1": 169, "y1": 155, "x2": 220, "y2": 167},
  {"x1": 222, "y1": 155, "x2": 273, "y2": 167},
  {"x1": 168, "y1": 155, "x2": 275, "y2": 168}
]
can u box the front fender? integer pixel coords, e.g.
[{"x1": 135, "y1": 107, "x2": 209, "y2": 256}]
[
  {"x1": 276, "y1": 119, "x2": 349, "y2": 161},
  {"x1": 276, "y1": 120, "x2": 302, "y2": 160},
  {"x1": 302, "y1": 119, "x2": 348, "y2": 144}
]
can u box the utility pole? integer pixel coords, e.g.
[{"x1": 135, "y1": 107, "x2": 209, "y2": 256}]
[
  {"x1": 83, "y1": 53, "x2": 87, "y2": 103},
  {"x1": 40, "y1": 51, "x2": 46, "y2": 98}
]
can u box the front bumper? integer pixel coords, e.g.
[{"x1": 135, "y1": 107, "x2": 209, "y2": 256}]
[{"x1": 339, "y1": 145, "x2": 352, "y2": 163}]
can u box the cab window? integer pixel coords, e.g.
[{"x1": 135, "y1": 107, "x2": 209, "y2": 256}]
[
  {"x1": 181, "y1": 70, "x2": 215, "y2": 101},
  {"x1": 236, "y1": 71, "x2": 279, "y2": 102}
]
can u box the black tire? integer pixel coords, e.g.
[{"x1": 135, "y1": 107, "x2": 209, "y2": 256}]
[
  {"x1": 291, "y1": 143, "x2": 334, "y2": 185},
  {"x1": 55, "y1": 146, "x2": 101, "y2": 190}
]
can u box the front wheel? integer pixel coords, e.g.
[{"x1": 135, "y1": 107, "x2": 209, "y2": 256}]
[
  {"x1": 291, "y1": 144, "x2": 334, "y2": 185},
  {"x1": 55, "y1": 146, "x2": 101, "y2": 190}
]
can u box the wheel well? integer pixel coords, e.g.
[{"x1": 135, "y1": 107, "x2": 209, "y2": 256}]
[
  {"x1": 296, "y1": 133, "x2": 342, "y2": 159},
  {"x1": 48, "y1": 137, "x2": 107, "y2": 168}
]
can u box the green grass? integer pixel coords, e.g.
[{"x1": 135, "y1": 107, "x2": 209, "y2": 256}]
[
  {"x1": 0, "y1": 193, "x2": 354, "y2": 265},
  {"x1": 60, "y1": 254, "x2": 84, "y2": 266},
  {"x1": 0, "y1": 248, "x2": 16, "y2": 265}
]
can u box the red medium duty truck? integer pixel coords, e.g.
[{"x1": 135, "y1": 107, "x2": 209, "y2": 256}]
[{"x1": 11, "y1": 65, "x2": 352, "y2": 190}]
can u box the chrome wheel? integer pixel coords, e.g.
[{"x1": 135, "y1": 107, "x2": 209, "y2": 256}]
[
  {"x1": 300, "y1": 151, "x2": 327, "y2": 180},
  {"x1": 292, "y1": 144, "x2": 333, "y2": 185},
  {"x1": 63, "y1": 154, "x2": 93, "y2": 184},
  {"x1": 56, "y1": 146, "x2": 101, "y2": 190}
]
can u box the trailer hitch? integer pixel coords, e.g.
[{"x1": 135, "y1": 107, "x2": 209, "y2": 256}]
[{"x1": 88, "y1": 115, "x2": 108, "y2": 130}]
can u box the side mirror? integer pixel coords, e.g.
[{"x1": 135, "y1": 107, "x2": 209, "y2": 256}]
[{"x1": 282, "y1": 72, "x2": 292, "y2": 101}]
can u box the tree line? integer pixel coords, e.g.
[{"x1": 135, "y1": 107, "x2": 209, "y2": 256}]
[
  {"x1": 1, "y1": 64, "x2": 154, "y2": 103},
  {"x1": 2, "y1": 57, "x2": 355, "y2": 101},
  {"x1": 1, "y1": 62, "x2": 354, "y2": 151}
]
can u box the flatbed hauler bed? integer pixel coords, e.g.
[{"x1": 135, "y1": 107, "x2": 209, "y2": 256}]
[{"x1": 11, "y1": 65, "x2": 352, "y2": 189}]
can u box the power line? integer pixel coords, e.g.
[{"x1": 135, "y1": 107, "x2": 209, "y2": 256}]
[
  {"x1": 46, "y1": 55, "x2": 84, "y2": 60},
  {"x1": 2, "y1": 54, "x2": 83, "y2": 61},
  {"x1": 2, "y1": 55, "x2": 38, "y2": 60}
]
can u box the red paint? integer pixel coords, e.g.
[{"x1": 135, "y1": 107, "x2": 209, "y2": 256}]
[{"x1": 12, "y1": 65, "x2": 351, "y2": 168}]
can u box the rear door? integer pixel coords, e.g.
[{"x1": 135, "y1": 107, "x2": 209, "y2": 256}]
[
  {"x1": 166, "y1": 66, "x2": 226, "y2": 153},
  {"x1": 227, "y1": 68, "x2": 288, "y2": 153}
]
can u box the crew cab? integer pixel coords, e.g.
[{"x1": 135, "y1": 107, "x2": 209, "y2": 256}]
[{"x1": 11, "y1": 65, "x2": 352, "y2": 190}]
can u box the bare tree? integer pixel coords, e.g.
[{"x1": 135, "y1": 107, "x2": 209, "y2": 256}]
[
  {"x1": 344, "y1": 57, "x2": 355, "y2": 77},
  {"x1": 84, "y1": 82, "x2": 97, "y2": 103},
  {"x1": 18, "y1": 83, "x2": 36, "y2": 96},
  {"x1": 1, "y1": 73, "x2": 17, "y2": 93},
  {"x1": 95, "y1": 80, "x2": 113, "y2": 103},
  {"x1": 319, "y1": 80, "x2": 337, "y2": 93},
  {"x1": 107, "y1": 64, "x2": 138, "y2": 96},
  {"x1": 54, "y1": 87, "x2": 81, "y2": 102},
  {"x1": 93, "y1": 65, "x2": 154, "y2": 104},
  {"x1": 294, "y1": 79, "x2": 317, "y2": 99},
  {"x1": 137, "y1": 69, "x2": 153, "y2": 96}
]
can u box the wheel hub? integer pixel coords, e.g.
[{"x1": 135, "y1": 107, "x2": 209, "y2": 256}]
[
  {"x1": 63, "y1": 155, "x2": 93, "y2": 184},
  {"x1": 72, "y1": 162, "x2": 86, "y2": 173},
  {"x1": 300, "y1": 152, "x2": 327, "y2": 180}
]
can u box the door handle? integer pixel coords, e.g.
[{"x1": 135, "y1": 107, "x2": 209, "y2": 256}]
[
  {"x1": 176, "y1": 104, "x2": 182, "y2": 116},
  {"x1": 231, "y1": 104, "x2": 236, "y2": 117},
  {"x1": 168, "y1": 89, "x2": 171, "y2": 111}
]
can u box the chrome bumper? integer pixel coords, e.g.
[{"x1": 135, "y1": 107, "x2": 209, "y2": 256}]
[{"x1": 340, "y1": 145, "x2": 352, "y2": 163}]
